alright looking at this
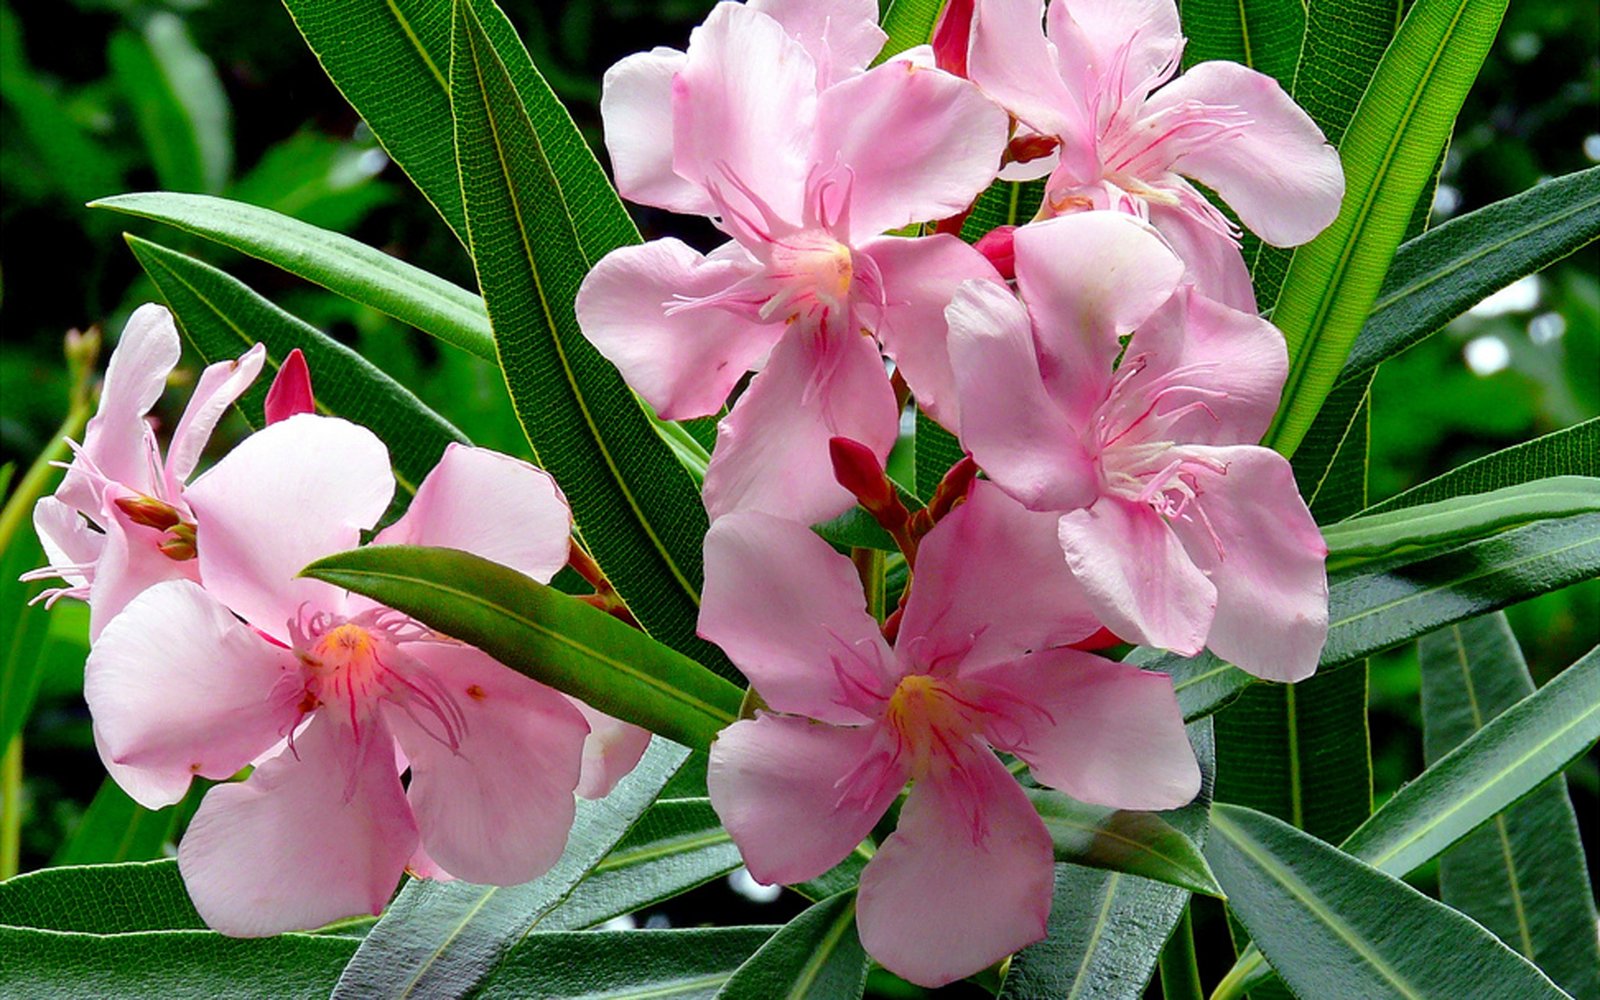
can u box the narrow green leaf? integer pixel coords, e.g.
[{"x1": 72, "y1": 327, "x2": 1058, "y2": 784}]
[
  {"x1": 478, "y1": 927, "x2": 779, "y2": 1000},
  {"x1": 876, "y1": 0, "x2": 945, "y2": 63},
  {"x1": 330, "y1": 739, "x2": 690, "y2": 1000},
  {"x1": 449, "y1": 0, "x2": 732, "y2": 678},
  {"x1": 0, "y1": 859, "x2": 202, "y2": 933},
  {"x1": 304, "y1": 545, "x2": 741, "y2": 750},
  {"x1": 1024, "y1": 789, "x2": 1222, "y2": 897},
  {"x1": 1178, "y1": 0, "x2": 1305, "y2": 85},
  {"x1": 1417, "y1": 614, "x2": 1600, "y2": 999},
  {"x1": 959, "y1": 177, "x2": 1046, "y2": 242},
  {"x1": 108, "y1": 13, "x2": 231, "y2": 194},
  {"x1": 52, "y1": 779, "x2": 196, "y2": 867},
  {"x1": 1322, "y1": 476, "x2": 1600, "y2": 569},
  {"x1": 716, "y1": 891, "x2": 868, "y2": 1000},
  {"x1": 124, "y1": 234, "x2": 467, "y2": 495},
  {"x1": 914, "y1": 409, "x2": 964, "y2": 501},
  {"x1": 1361, "y1": 417, "x2": 1600, "y2": 516},
  {"x1": 1207, "y1": 803, "x2": 1564, "y2": 1000},
  {"x1": 0, "y1": 926, "x2": 356, "y2": 999},
  {"x1": 1337, "y1": 167, "x2": 1600, "y2": 385},
  {"x1": 1265, "y1": 0, "x2": 1510, "y2": 456},
  {"x1": 1130, "y1": 648, "x2": 1253, "y2": 724},
  {"x1": 542, "y1": 798, "x2": 740, "y2": 931}
]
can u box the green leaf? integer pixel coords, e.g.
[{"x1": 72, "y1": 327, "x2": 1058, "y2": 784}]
[
  {"x1": 124, "y1": 235, "x2": 467, "y2": 495},
  {"x1": 0, "y1": 859, "x2": 202, "y2": 933},
  {"x1": 1337, "y1": 167, "x2": 1600, "y2": 386},
  {"x1": 1206, "y1": 803, "x2": 1565, "y2": 1000},
  {"x1": 1024, "y1": 789, "x2": 1222, "y2": 898},
  {"x1": 96, "y1": 193, "x2": 494, "y2": 360},
  {"x1": 52, "y1": 779, "x2": 197, "y2": 867},
  {"x1": 914, "y1": 409, "x2": 964, "y2": 501},
  {"x1": 477, "y1": 927, "x2": 778, "y2": 999},
  {"x1": 448, "y1": 0, "x2": 731, "y2": 678},
  {"x1": 877, "y1": 0, "x2": 945, "y2": 63},
  {"x1": 1264, "y1": 0, "x2": 1510, "y2": 456},
  {"x1": 107, "y1": 13, "x2": 231, "y2": 194},
  {"x1": 1361, "y1": 417, "x2": 1600, "y2": 516},
  {"x1": 0, "y1": 926, "x2": 356, "y2": 999},
  {"x1": 542, "y1": 798, "x2": 740, "y2": 931},
  {"x1": 304, "y1": 545, "x2": 741, "y2": 750},
  {"x1": 1178, "y1": 0, "x2": 1305, "y2": 86},
  {"x1": 1417, "y1": 615, "x2": 1600, "y2": 999},
  {"x1": 959, "y1": 177, "x2": 1046, "y2": 242},
  {"x1": 330, "y1": 740, "x2": 690, "y2": 1000},
  {"x1": 1322, "y1": 476, "x2": 1600, "y2": 569},
  {"x1": 716, "y1": 891, "x2": 868, "y2": 1000}
]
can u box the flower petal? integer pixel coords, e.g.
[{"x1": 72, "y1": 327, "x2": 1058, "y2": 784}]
[
  {"x1": 857, "y1": 744, "x2": 1053, "y2": 987},
  {"x1": 85, "y1": 486, "x2": 195, "y2": 641},
  {"x1": 575, "y1": 238, "x2": 778, "y2": 420},
  {"x1": 701, "y1": 322, "x2": 899, "y2": 526},
  {"x1": 373, "y1": 443, "x2": 572, "y2": 584},
  {"x1": 947, "y1": 279, "x2": 1098, "y2": 512},
  {"x1": 600, "y1": 47, "x2": 716, "y2": 216},
  {"x1": 566, "y1": 698, "x2": 653, "y2": 800},
  {"x1": 971, "y1": 648, "x2": 1199, "y2": 809},
  {"x1": 33, "y1": 496, "x2": 103, "y2": 588},
  {"x1": 861, "y1": 233, "x2": 1001, "y2": 429},
  {"x1": 1171, "y1": 446, "x2": 1328, "y2": 682},
  {"x1": 1147, "y1": 200, "x2": 1257, "y2": 313},
  {"x1": 1057, "y1": 496, "x2": 1215, "y2": 656},
  {"x1": 900, "y1": 482, "x2": 1099, "y2": 673},
  {"x1": 164, "y1": 344, "x2": 267, "y2": 487},
  {"x1": 187, "y1": 414, "x2": 394, "y2": 634},
  {"x1": 749, "y1": 0, "x2": 886, "y2": 86},
  {"x1": 85, "y1": 580, "x2": 303, "y2": 808},
  {"x1": 1147, "y1": 61, "x2": 1344, "y2": 247},
  {"x1": 178, "y1": 716, "x2": 417, "y2": 936},
  {"x1": 701, "y1": 511, "x2": 893, "y2": 721},
  {"x1": 1047, "y1": 0, "x2": 1183, "y2": 97},
  {"x1": 391, "y1": 643, "x2": 588, "y2": 885},
  {"x1": 968, "y1": 0, "x2": 1087, "y2": 145},
  {"x1": 708, "y1": 715, "x2": 900, "y2": 885},
  {"x1": 812, "y1": 58, "x2": 1008, "y2": 239}
]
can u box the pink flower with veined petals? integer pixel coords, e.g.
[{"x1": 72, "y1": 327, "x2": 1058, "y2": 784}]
[
  {"x1": 84, "y1": 416, "x2": 646, "y2": 935},
  {"x1": 578, "y1": 0, "x2": 1009, "y2": 524},
  {"x1": 949, "y1": 212, "x2": 1329, "y2": 681},
  {"x1": 27, "y1": 304, "x2": 265, "y2": 641},
  {"x1": 702, "y1": 482, "x2": 1199, "y2": 987},
  {"x1": 961, "y1": 0, "x2": 1344, "y2": 311}
]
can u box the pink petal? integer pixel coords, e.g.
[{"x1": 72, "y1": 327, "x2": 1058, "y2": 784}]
[
  {"x1": 1146, "y1": 61, "x2": 1344, "y2": 247},
  {"x1": 700, "y1": 511, "x2": 893, "y2": 722},
  {"x1": 1170, "y1": 446, "x2": 1328, "y2": 682},
  {"x1": 178, "y1": 716, "x2": 417, "y2": 936},
  {"x1": 967, "y1": 0, "x2": 1087, "y2": 145},
  {"x1": 85, "y1": 580, "x2": 303, "y2": 809},
  {"x1": 811, "y1": 58, "x2": 1008, "y2": 239},
  {"x1": 390, "y1": 643, "x2": 588, "y2": 885},
  {"x1": 700, "y1": 322, "x2": 899, "y2": 526},
  {"x1": 672, "y1": 3, "x2": 817, "y2": 227},
  {"x1": 1147, "y1": 201, "x2": 1257, "y2": 313},
  {"x1": 1014, "y1": 212, "x2": 1185, "y2": 426},
  {"x1": 262, "y1": 348, "x2": 315, "y2": 426},
  {"x1": 708, "y1": 715, "x2": 901, "y2": 885},
  {"x1": 85, "y1": 486, "x2": 195, "y2": 641},
  {"x1": 1047, "y1": 0, "x2": 1183, "y2": 98},
  {"x1": 857, "y1": 743, "x2": 1053, "y2": 987},
  {"x1": 575, "y1": 238, "x2": 778, "y2": 420},
  {"x1": 1057, "y1": 496, "x2": 1215, "y2": 656},
  {"x1": 970, "y1": 648, "x2": 1199, "y2": 809},
  {"x1": 900, "y1": 482, "x2": 1099, "y2": 673},
  {"x1": 165, "y1": 344, "x2": 267, "y2": 487},
  {"x1": 33, "y1": 496, "x2": 103, "y2": 589},
  {"x1": 946, "y1": 279, "x2": 1098, "y2": 512},
  {"x1": 187, "y1": 414, "x2": 394, "y2": 634},
  {"x1": 749, "y1": 0, "x2": 886, "y2": 86},
  {"x1": 600, "y1": 48, "x2": 717, "y2": 216},
  {"x1": 566, "y1": 698, "x2": 653, "y2": 799},
  {"x1": 373, "y1": 443, "x2": 571, "y2": 584},
  {"x1": 59, "y1": 304, "x2": 181, "y2": 511},
  {"x1": 94, "y1": 723, "x2": 193, "y2": 810},
  {"x1": 861, "y1": 233, "x2": 1001, "y2": 429}
]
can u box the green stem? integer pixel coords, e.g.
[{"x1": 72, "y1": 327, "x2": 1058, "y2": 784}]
[
  {"x1": 852, "y1": 547, "x2": 886, "y2": 623},
  {"x1": 0, "y1": 402, "x2": 90, "y2": 556},
  {"x1": 1, "y1": 735, "x2": 21, "y2": 879},
  {"x1": 1159, "y1": 904, "x2": 1205, "y2": 1000}
]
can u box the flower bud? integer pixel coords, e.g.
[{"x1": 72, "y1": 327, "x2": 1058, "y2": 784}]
[
  {"x1": 1006, "y1": 133, "x2": 1059, "y2": 164},
  {"x1": 973, "y1": 226, "x2": 1016, "y2": 280},
  {"x1": 264, "y1": 349, "x2": 315, "y2": 425},
  {"x1": 931, "y1": 0, "x2": 974, "y2": 77},
  {"x1": 114, "y1": 494, "x2": 183, "y2": 531},
  {"x1": 829, "y1": 437, "x2": 894, "y2": 512}
]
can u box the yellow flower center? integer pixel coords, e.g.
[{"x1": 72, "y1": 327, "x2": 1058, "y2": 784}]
[{"x1": 885, "y1": 674, "x2": 980, "y2": 779}]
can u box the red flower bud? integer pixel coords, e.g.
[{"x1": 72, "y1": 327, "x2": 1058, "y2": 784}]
[
  {"x1": 114, "y1": 494, "x2": 182, "y2": 531},
  {"x1": 1006, "y1": 133, "x2": 1060, "y2": 164},
  {"x1": 265, "y1": 349, "x2": 316, "y2": 424},
  {"x1": 931, "y1": 0, "x2": 974, "y2": 77},
  {"x1": 829, "y1": 437, "x2": 894, "y2": 512},
  {"x1": 973, "y1": 226, "x2": 1016, "y2": 280}
]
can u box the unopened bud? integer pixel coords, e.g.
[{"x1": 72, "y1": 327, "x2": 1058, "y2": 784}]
[
  {"x1": 65, "y1": 326, "x2": 102, "y2": 374},
  {"x1": 1069, "y1": 627, "x2": 1124, "y2": 652},
  {"x1": 829, "y1": 437, "x2": 894, "y2": 512},
  {"x1": 927, "y1": 454, "x2": 980, "y2": 523},
  {"x1": 973, "y1": 226, "x2": 1017, "y2": 280},
  {"x1": 931, "y1": 0, "x2": 975, "y2": 77},
  {"x1": 114, "y1": 494, "x2": 182, "y2": 531},
  {"x1": 1006, "y1": 133, "x2": 1059, "y2": 164},
  {"x1": 265, "y1": 348, "x2": 316, "y2": 424},
  {"x1": 158, "y1": 534, "x2": 197, "y2": 561}
]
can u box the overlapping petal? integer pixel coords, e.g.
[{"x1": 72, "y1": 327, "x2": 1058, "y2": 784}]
[
  {"x1": 749, "y1": 0, "x2": 885, "y2": 87},
  {"x1": 600, "y1": 48, "x2": 715, "y2": 216},
  {"x1": 164, "y1": 344, "x2": 267, "y2": 487}
]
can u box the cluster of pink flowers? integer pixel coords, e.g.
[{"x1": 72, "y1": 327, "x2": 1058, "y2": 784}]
[
  {"x1": 578, "y1": 0, "x2": 1340, "y2": 985},
  {"x1": 29, "y1": 307, "x2": 648, "y2": 935}
]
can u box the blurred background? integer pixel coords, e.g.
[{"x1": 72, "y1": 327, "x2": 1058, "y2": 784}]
[{"x1": 1, "y1": 1, "x2": 1595, "y2": 996}]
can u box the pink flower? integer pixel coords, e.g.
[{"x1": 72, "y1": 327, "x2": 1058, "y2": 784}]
[
  {"x1": 84, "y1": 418, "x2": 640, "y2": 935},
  {"x1": 702, "y1": 482, "x2": 1198, "y2": 987},
  {"x1": 962, "y1": 0, "x2": 1344, "y2": 310},
  {"x1": 579, "y1": 0, "x2": 1009, "y2": 523},
  {"x1": 28, "y1": 304, "x2": 265, "y2": 640},
  {"x1": 949, "y1": 212, "x2": 1328, "y2": 681}
]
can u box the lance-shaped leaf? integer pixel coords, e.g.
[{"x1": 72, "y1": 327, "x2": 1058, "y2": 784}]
[
  {"x1": 107, "y1": 13, "x2": 231, "y2": 194},
  {"x1": 329, "y1": 739, "x2": 690, "y2": 1000},
  {"x1": 448, "y1": 0, "x2": 731, "y2": 678},
  {"x1": 1337, "y1": 166, "x2": 1600, "y2": 385},
  {"x1": 1361, "y1": 417, "x2": 1600, "y2": 515},
  {"x1": 477, "y1": 927, "x2": 779, "y2": 1000},
  {"x1": 125, "y1": 235, "x2": 466, "y2": 494},
  {"x1": 716, "y1": 891, "x2": 868, "y2": 1000},
  {"x1": 1265, "y1": 0, "x2": 1510, "y2": 456},
  {"x1": 876, "y1": 0, "x2": 943, "y2": 62},
  {"x1": 1206, "y1": 804, "x2": 1565, "y2": 1000},
  {"x1": 303, "y1": 545, "x2": 741, "y2": 750},
  {"x1": 0, "y1": 859, "x2": 202, "y2": 933},
  {"x1": 1023, "y1": 790, "x2": 1221, "y2": 898},
  {"x1": 1179, "y1": 0, "x2": 1304, "y2": 86}
]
